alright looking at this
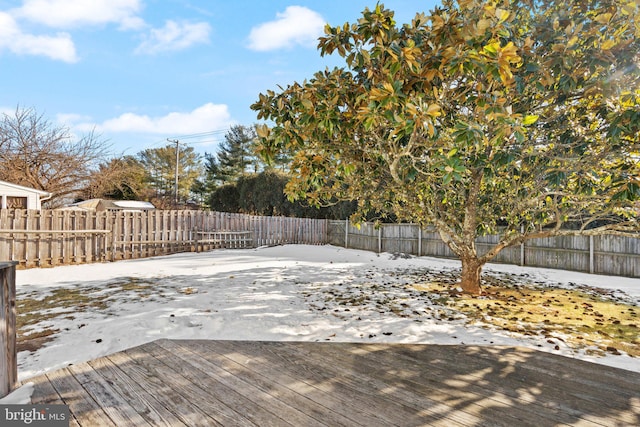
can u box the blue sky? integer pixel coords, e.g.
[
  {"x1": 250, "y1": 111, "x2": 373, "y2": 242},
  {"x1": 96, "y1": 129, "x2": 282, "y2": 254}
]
[{"x1": 0, "y1": 0, "x2": 439, "y2": 157}]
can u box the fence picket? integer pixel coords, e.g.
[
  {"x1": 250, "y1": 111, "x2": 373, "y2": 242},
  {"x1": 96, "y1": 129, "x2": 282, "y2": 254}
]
[
  {"x1": 0, "y1": 210, "x2": 328, "y2": 268},
  {"x1": 5, "y1": 210, "x2": 637, "y2": 278},
  {"x1": 327, "y1": 220, "x2": 640, "y2": 278}
]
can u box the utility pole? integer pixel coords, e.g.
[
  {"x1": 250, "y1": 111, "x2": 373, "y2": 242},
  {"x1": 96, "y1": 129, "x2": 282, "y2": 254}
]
[{"x1": 167, "y1": 138, "x2": 180, "y2": 208}]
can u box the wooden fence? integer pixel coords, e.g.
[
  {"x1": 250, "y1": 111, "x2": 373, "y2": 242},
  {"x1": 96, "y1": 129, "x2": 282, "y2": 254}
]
[
  {"x1": 328, "y1": 220, "x2": 640, "y2": 278},
  {"x1": 0, "y1": 210, "x2": 327, "y2": 268},
  {"x1": 0, "y1": 261, "x2": 16, "y2": 398},
  {"x1": 4, "y1": 209, "x2": 637, "y2": 278}
]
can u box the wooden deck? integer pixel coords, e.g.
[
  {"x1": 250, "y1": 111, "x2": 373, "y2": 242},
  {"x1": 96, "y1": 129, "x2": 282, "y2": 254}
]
[{"x1": 23, "y1": 340, "x2": 640, "y2": 426}]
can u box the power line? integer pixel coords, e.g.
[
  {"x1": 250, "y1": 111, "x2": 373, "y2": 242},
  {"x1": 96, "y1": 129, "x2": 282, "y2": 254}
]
[
  {"x1": 150, "y1": 125, "x2": 251, "y2": 151},
  {"x1": 158, "y1": 128, "x2": 231, "y2": 151},
  {"x1": 190, "y1": 138, "x2": 224, "y2": 145},
  {"x1": 166, "y1": 129, "x2": 229, "y2": 140},
  {"x1": 147, "y1": 136, "x2": 225, "y2": 152}
]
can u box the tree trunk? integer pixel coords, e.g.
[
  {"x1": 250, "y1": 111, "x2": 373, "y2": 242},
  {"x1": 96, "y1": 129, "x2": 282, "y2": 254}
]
[{"x1": 460, "y1": 257, "x2": 483, "y2": 295}]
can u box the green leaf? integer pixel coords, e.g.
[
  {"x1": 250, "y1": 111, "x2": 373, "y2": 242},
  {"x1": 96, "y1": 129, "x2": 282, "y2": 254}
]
[
  {"x1": 483, "y1": 42, "x2": 500, "y2": 56},
  {"x1": 390, "y1": 61, "x2": 401, "y2": 76},
  {"x1": 522, "y1": 115, "x2": 539, "y2": 125},
  {"x1": 342, "y1": 164, "x2": 356, "y2": 175}
]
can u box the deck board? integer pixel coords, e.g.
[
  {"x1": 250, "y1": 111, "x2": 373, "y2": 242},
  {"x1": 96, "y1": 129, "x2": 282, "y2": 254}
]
[
  {"x1": 20, "y1": 340, "x2": 640, "y2": 426},
  {"x1": 104, "y1": 350, "x2": 219, "y2": 427},
  {"x1": 45, "y1": 367, "x2": 117, "y2": 427},
  {"x1": 122, "y1": 344, "x2": 246, "y2": 426},
  {"x1": 86, "y1": 355, "x2": 182, "y2": 426},
  {"x1": 200, "y1": 340, "x2": 480, "y2": 426},
  {"x1": 154, "y1": 340, "x2": 330, "y2": 427}
]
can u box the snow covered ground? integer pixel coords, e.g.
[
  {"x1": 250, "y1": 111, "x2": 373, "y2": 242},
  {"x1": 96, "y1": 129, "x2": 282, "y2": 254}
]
[{"x1": 15, "y1": 244, "x2": 640, "y2": 383}]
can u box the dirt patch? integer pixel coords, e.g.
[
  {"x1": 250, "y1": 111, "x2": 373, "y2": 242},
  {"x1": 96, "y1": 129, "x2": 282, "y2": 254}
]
[
  {"x1": 17, "y1": 329, "x2": 59, "y2": 353},
  {"x1": 16, "y1": 277, "x2": 161, "y2": 353}
]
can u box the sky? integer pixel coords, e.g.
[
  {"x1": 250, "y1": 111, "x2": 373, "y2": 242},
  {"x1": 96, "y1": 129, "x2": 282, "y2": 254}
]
[{"x1": 0, "y1": 0, "x2": 439, "y2": 157}]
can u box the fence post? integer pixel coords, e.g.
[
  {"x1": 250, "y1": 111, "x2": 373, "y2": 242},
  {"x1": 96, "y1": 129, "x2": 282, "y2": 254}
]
[
  {"x1": 418, "y1": 226, "x2": 422, "y2": 257},
  {"x1": 520, "y1": 224, "x2": 525, "y2": 267},
  {"x1": 378, "y1": 226, "x2": 382, "y2": 253},
  {"x1": 589, "y1": 235, "x2": 594, "y2": 274},
  {"x1": 0, "y1": 261, "x2": 17, "y2": 398},
  {"x1": 110, "y1": 212, "x2": 117, "y2": 262},
  {"x1": 344, "y1": 218, "x2": 349, "y2": 249},
  {"x1": 324, "y1": 218, "x2": 329, "y2": 244}
]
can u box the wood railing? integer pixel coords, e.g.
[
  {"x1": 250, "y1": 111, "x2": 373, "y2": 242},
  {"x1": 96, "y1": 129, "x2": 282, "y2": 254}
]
[{"x1": 0, "y1": 261, "x2": 16, "y2": 398}]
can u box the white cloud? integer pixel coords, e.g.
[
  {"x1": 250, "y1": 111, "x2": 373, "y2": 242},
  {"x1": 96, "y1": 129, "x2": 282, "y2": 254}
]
[
  {"x1": 12, "y1": 32, "x2": 77, "y2": 62},
  {"x1": 135, "y1": 20, "x2": 211, "y2": 55},
  {"x1": 56, "y1": 112, "x2": 92, "y2": 124},
  {"x1": 15, "y1": 0, "x2": 144, "y2": 30},
  {"x1": 73, "y1": 103, "x2": 233, "y2": 135},
  {"x1": 247, "y1": 6, "x2": 325, "y2": 51},
  {"x1": 0, "y1": 12, "x2": 20, "y2": 38},
  {"x1": 0, "y1": 12, "x2": 77, "y2": 62}
]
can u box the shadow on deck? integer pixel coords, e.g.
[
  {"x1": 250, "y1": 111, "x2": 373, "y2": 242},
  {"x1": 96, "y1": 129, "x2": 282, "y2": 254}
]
[{"x1": 23, "y1": 340, "x2": 640, "y2": 426}]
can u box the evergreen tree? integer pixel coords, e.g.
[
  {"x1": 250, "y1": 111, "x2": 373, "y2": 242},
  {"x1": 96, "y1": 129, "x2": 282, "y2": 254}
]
[
  {"x1": 202, "y1": 124, "x2": 278, "y2": 185},
  {"x1": 209, "y1": 170, "x2": 356, "y2": 218},
  {"x1": 200, "y1": 152, "x2": 223, "y2": 189},
  {"x1": 137, "y1": 143, "x2": 202, "y2": 208},
  {"x1": 215, "y1": 125, "x2": 258, "y2": 182},
  {"x1": 253, "y1": 1, "x2": 640, "y2": 294}
]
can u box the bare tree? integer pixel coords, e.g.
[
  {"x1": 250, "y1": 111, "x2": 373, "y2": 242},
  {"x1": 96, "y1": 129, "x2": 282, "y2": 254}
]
[{"x1": 0, "y1": 106, "x2": 109, "y2": 207}]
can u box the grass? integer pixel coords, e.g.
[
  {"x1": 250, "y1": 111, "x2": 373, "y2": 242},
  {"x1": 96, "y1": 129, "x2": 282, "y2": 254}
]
[
  {"x1": 305, "y1": 268, "x2": 638, "y2": 358},
  {"x1": 16, "y1": 277, "x2": 158, "y2": 353},
  {"x1": 413, "y1": 280, "x2": 639, "y2": 357}
]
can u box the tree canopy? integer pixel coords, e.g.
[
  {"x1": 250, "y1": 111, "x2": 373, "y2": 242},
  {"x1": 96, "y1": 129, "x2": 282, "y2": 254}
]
[
  {"x1": 81, "y1": 156, "x2": 147, "y2": 201},
  {"x1": 137, "y1": 143, "x2": 202, "y2": 208},
  {"x1": 207, "y1": 125, "x2": 260, "y2": 184},
  {"x1": 209, "y1": 170, "x2": 356, "y2": 218},
  {"x1": 0, "y1": 106, "x2": 109, "y2": 207},
  {"x1": 252, "y1": 0, "x2": 640, "y2": 294}
]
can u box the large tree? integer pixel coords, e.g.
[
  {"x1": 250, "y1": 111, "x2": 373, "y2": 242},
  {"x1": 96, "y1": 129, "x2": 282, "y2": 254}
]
[
  {"x1": 81, "y1": 156, "x2": 149, "y2": 201},
  {"x1": 208, "y1": 170, "x2": 357, "y2": 218},
  {"x1": 0, "y1": 106, "x2": 109, "y2": 207},
  {"x1": 252, "y1": 0, "x2": 640, "y2": 294},
  {"x1": 211, "y1": 125, "x2": 259, "y2": 183},
  {"x1": 137, "y1": 144, "x2": 202, "y2": 208}
]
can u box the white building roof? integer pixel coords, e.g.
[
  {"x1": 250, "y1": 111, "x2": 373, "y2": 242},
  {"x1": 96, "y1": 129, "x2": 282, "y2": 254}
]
[
  {"x1": 112, "y1": 200, "x2": 155, "y2": 209},
  {"x1": 0, "y1": 180, "x2": 51, "y2": 196},
  {"x1": 65, "y1": 199, "x2": 155, "y2": 211}
]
